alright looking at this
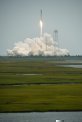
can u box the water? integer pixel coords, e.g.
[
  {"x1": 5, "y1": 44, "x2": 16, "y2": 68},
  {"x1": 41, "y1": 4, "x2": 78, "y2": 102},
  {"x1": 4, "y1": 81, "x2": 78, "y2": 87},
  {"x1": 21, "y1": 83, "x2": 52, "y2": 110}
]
[
  {"x1": 67, "y1": 65, "x2": 82, "y2": 68},
  {"x1": 0, "y1": 112, "x2": 82, "y2": 122},
  {"x1": 61, "y1": 65, "x2": 82, "y2": 68}
]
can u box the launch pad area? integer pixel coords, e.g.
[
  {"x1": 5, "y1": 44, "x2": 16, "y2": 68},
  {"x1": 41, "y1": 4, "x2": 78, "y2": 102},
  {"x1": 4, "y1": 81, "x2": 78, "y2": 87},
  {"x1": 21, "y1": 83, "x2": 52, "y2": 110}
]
[{"x1": 0, "y1": 56, "x2": 82, "y2": 112}]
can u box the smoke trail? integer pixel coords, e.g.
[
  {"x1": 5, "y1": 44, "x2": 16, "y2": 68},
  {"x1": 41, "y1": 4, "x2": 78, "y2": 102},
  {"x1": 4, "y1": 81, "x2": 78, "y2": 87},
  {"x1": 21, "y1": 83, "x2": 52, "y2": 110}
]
[{"x1": 7, "y1": 33, "x2": 69, "y2": 56}]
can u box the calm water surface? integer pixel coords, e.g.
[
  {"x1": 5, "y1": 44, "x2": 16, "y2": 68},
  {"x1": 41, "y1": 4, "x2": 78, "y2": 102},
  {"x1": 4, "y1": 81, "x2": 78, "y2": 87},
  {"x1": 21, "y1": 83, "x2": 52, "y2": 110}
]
[
  {"x1": 68, "y1": 65, "x2": 82, "y2": 68},
  {"x1": 61, "y1": 65, "x2": 82, "y2": 68},
  {"x1": 0, "y1": 112, "x2": 82, "y2": 122}
]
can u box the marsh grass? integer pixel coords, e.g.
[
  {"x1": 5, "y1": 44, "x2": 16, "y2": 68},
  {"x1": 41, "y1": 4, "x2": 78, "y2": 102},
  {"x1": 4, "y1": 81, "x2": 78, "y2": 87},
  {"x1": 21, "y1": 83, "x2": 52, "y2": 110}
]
[
  {"x1": 0, "y1": 60, "x2": 82, "y2": 85},
  {"x1": 0, "y1": 84, "x2": 82, "y2": 112},
  {"x1": 0, "y1": 58, "x2": 82, "y2": 112}
]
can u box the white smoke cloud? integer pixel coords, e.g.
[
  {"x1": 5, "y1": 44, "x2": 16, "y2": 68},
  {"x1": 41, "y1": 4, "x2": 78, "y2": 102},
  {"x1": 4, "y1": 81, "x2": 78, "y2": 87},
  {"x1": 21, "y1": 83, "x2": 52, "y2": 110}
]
[{"x1": 7, "y1": 33, "x2": 69, "y2": 56}]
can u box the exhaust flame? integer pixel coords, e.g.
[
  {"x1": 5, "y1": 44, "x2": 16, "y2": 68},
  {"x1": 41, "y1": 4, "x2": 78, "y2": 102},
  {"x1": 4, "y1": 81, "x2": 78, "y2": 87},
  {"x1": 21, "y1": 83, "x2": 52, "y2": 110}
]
[{"x1": 40, "y1": 20, "x2": 43, "y2": 37}]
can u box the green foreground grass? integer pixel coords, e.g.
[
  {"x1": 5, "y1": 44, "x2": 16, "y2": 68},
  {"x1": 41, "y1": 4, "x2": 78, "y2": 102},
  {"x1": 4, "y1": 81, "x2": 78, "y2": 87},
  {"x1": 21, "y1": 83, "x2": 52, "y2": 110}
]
[
  {"x1": 0, "y1": 58, "x2": 82, "y2": 112},
  {"x1": 0, "y1": 84, "x2": 82, "y2": 112}
]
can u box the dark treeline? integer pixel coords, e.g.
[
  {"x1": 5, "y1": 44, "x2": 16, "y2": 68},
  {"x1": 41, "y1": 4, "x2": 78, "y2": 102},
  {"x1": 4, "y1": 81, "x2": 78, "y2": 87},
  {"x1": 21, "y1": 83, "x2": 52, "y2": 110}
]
[{"x1": 0, "y1": 55, "x2": 82, "y2": 62}]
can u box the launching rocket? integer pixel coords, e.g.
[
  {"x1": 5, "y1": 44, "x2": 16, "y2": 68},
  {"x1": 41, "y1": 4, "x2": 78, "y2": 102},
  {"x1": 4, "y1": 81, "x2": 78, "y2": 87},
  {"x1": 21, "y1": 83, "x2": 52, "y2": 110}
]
[
  {"x1": 40, "y1": 9, "x2": 43, "y2": 37},
  {"x1": 40, "y1": 9, "x2": 42, "y2": 21}
]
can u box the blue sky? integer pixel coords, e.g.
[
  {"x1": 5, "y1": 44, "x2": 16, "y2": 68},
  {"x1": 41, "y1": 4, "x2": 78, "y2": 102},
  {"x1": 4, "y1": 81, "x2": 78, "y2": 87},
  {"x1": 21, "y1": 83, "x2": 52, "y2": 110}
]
[{"x1": 0, "y1": 0, "x2": 82, "y2": 55}]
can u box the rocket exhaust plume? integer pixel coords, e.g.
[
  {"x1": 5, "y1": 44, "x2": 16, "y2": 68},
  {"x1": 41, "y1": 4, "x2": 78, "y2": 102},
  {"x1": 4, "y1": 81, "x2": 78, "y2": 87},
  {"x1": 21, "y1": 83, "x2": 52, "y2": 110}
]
[
  {"x1": 7, "y1": 33, "x2": 70, "y2": 56},
  {"x1": 40, "y1": 9, "x2": 43, "y2": 37}
]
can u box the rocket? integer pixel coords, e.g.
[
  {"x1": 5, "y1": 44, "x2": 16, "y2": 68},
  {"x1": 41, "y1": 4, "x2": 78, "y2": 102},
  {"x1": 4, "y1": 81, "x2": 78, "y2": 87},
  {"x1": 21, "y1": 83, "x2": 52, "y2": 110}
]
[
  {"x1": 40, "y1": 9, "x2": 43, "y2": 37},
  {"x1": 40, "y1": 9, "x2": 42, "y2": 21}
]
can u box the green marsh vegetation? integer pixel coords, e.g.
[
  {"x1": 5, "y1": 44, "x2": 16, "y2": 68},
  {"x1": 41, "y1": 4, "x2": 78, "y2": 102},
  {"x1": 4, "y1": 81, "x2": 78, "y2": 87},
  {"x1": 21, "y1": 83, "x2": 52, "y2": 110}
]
[{"x1": 0, "y1": 57, "x2": 82, "y2": 112}]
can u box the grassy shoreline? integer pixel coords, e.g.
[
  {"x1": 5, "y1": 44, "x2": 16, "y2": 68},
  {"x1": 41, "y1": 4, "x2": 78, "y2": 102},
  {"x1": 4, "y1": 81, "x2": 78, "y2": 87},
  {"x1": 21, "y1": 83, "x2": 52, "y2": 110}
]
[{"x1": 0, "y1": 110, "x2": 82, "y2": 113}]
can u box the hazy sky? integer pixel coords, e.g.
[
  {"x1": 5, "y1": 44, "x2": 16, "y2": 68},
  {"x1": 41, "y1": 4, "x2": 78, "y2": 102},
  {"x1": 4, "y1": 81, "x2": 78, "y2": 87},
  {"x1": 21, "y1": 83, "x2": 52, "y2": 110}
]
[{"x1": 0, "y1": 0, "x2": 82, "y2": 55}]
